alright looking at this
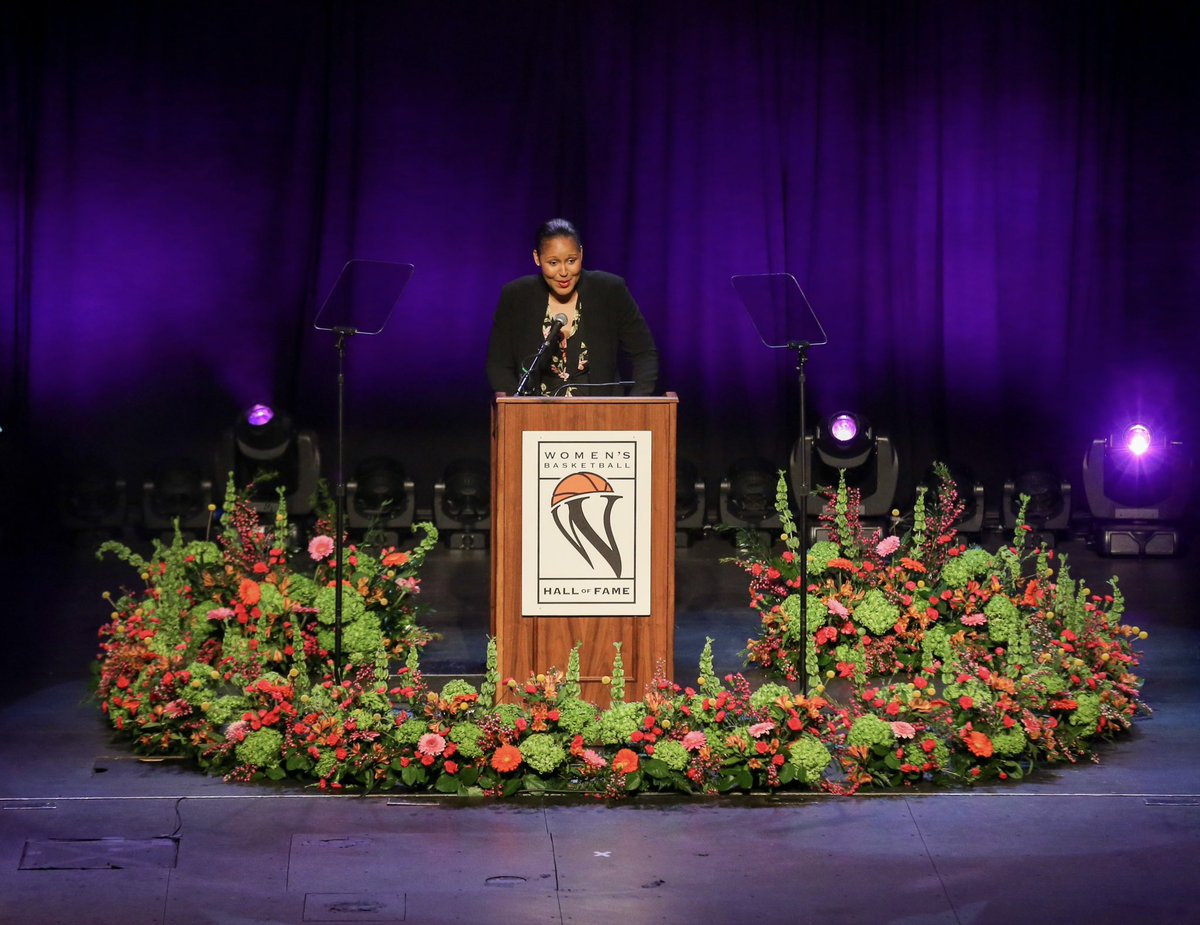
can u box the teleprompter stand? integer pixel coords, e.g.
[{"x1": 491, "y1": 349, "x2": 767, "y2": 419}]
[
  {"x1": 314, "y1": 259, "x2": 414, "y2": 682},
  {"x1": 731, "y1": 273, "x2": 828, "y2": 696}
]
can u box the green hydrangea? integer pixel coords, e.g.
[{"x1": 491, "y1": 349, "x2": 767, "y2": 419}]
[
  {"x1": 520, "y1": 733, "x2": 566, "y2": 774},
  {"x1": 285, "y1": 574, "x2": 320, "y2": 607},
  {"x1": 256, "y1": 582, "x2": 285, "y2": 617},
  {"x1": 493, "y1": 703, "x2": 527, "y2": 730},
  {"x1": 854, "y1": 589, "x2": 900, "y2": 636},
  {"x1": 449, "y1": 723, "x2": 484, "y2": 759},
  {"x1": 182, "y1": 541, "x2": 222, "y2": 568},
  {"x1": 440, "y1": 679, "x2": 479, "y2": 701},
  {"x1": 652, "y1": 739, "x2": 690, "y2": 772},
  {"x1": 1070, "y1": 692, "x2": 1101, "y2": 732},
  {"x1": 904, "y1": 736, "x2": 949, "y2": 769},
  {"x1": 235, "y1": 728, "x2": 283, "y2": 769},
  {"x1": 847, "y1": 714, "x2": 894, "y2": 749},
  {"x1": 941, "y1": 548, "x2": 994, "y2": 589},
  {"x1": 781, "y1": 594, "x2": 828, "y2": 644},
  {"x1": 989, "y1": 728, "x2": 1027, "y2": 757},
  {"x1": 586, "y1": 701, "x2": 646, "y2": 746},
  {"x1": 395, "y1": 717, "x2": 430, "y2": 745},
  {"x1": 314, "y1": 750, "x2": 338, "y2": 778},
  {"x1": 749, "y1": 682, "x2": 794, "y2": 714},
  {"x1": 806, "y1": 541, "x2": 841, "y2": 574},
  {"x1": 1041, "y1": 673, "x2": 1067, "y2": 696},
  {"x1": 207, "y1": 695, "x2": 250, "y2": 726},
  {"x1": 920, "y1": 626, "x2": 951, "y2": 669},
  {"x1": 985, "y1": 595, "x2": 1022, "y2": 643},
  {"x1": 943, "y1": 679, "x2": 994, "y2": 708},
  {"x1": 314, "y1": 585, "x2": 366, "y2": 626},
  {"x1": 787, "y1": 734, "x2": 832, "y2": 783},
  {"x1": 555, "y1": 698, "x2": 598, "y2": 735},
  {"x1": 318, "y1": 612, "x2": 383, "y2": 659}
]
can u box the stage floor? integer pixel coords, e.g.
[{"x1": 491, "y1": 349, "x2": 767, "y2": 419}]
[{"x1": 2, "y1": 534, "x2": 1198, "y2": 924}]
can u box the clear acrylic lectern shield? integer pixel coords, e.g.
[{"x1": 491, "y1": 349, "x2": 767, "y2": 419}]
[
  {"x1": 730, "y1": 273, "x2": 827, "y2": 349},
  {"x1": 314, "y1": 259, "x2": 414, "y2": 334}
]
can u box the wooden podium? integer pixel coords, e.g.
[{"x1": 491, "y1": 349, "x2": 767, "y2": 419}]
[{"x1": 491, "y1": 394, "x2": 677, "y2": 706}]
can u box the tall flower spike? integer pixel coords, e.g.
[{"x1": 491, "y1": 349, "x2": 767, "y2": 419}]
[
  {"x1": 481, "y1": 637, "x2": 498, "y2": 708},
  {"x1": 698, "y1": 637, "x2": 723, "y2": 696},
  {"x1": 610, "y1": 642, "x2": 625, "y2": 704},
  {"x1": 564, "y1": 642, "x2": 582, "y2": 700},
  {"x1": 273, "y1": 485, "x2": 289, "y2": 551}
]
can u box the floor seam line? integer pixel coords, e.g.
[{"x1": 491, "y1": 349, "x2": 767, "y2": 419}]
[{"x1": 905, "y1": 797, "x2": 962, "y2": 925}]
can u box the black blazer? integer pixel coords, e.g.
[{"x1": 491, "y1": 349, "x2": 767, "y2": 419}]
[{"x1": 485, "y1": 269, "x2": 658, "y2": 396}]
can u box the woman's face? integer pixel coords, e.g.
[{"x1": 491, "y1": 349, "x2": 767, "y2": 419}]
[{"x1": 533, "y1": 235, "x2": 583, "y2": 301}]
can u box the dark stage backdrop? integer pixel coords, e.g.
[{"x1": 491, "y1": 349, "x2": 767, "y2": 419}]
[{"x1": 3, "y1": 1, "x2": 1198, "y2": 521}]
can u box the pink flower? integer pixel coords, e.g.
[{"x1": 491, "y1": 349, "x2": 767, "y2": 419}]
[
  {"x1": 225, "y1": 720, "x2": 250, "y2": 743},
  {"x1": 581, "y1": 749, "x2": 607, "y2": 769},
  {"x1": 748, "y1": 722, "x2": 775, "y2": 738},
  {"x1": 682, "y1": 731, "x2": 707, "y2": 752},
  {"x1": 876, "y1": 535, "x2": 901, "y2": 557},
  {"x1": 207, "y1": 607, "x2": 235, "y2": 622},
  {"x1": 417, "y1": 733, "x2": 446, "y2": 757},
  {"x1": 961, "y1": 613, "x2": 987, "y2": 626},
  {"x1": 826, "y1": 598, "x2": 850, "y2": 619},
  {"x1": 308, "y1": 535, "x2": 335, "y2": 561},
  {"x1": 891, "y1": 721, "x2": 916, "y2": 739}
]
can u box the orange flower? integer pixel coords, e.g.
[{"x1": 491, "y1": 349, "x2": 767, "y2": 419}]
[
  {"x1": 491, "y1": 744, "x2": 523, "y2": 773},
  {"x1": 963, "y1": 730, "x2": 994, "y2": 758},
  {"x1": 827, "y1": 558, "x2": 856, "y2": 571},
  {"x1": 239, "y1": 578, "x2": 261, "y2": 606},
  {"x1": 612, "y1": 749, "x2": 639, "y2": 774},
  {"x1": 900, "y1": 558, "x2": 926, "y2": 573},
  {"x1": 383, "y1": 551, "x2": 409, "y2": 567}
]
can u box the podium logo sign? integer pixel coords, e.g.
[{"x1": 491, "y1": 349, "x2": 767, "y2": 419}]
[{"x1": 522, "y1": 430, "x2": 652, "y2": 616}]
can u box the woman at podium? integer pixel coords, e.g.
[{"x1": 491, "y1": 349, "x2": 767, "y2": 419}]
[{"x1": 485, "y1": 218, "x2": 658, "y2": 397}]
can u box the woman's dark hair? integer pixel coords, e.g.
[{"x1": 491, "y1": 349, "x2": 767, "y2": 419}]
[{"x1": 534, "y1": 218, "x2": 581, "y2": 253}]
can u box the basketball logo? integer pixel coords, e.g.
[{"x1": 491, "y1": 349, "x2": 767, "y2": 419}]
[{"x1": 549, "y1": 471, "x2": 623, "y2": 576}]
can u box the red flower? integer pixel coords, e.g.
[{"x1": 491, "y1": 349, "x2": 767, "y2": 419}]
[
  {"x1": 491, "y1": 744, "x2": 522, "y2": 773},
  {"x1": 958, "y1": 696, "x2": 974, "y2": 710},
  {"x1": 963, "y1": 730, "x2": 993, "y2": 758},
  {"x1": 444, "y1": 761, "x2": 459, "y2": 775},
  {"x1": 612, "y1": 749, "x2": 639, "y2": 774},
  {"x1": 238, "y1": 579, "x2": 261, "y2": 606}
]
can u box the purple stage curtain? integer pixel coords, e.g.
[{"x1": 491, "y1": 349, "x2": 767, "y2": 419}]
[{"x1": 3, "y1": 1, "x2": 1198, "y2": 505}]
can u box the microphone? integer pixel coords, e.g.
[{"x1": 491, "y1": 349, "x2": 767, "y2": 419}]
[
  {"x1": 514, "y1": 313, "x2": 570, "y2": 396},
  {"x1": 545, "y1": 313, "x2": 568, "y2": 345}
]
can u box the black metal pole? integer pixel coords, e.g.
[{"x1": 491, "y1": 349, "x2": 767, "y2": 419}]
[
  {"x1": 792, "y1": 340, "x2": 811, "y2": 698},
  {"x1": 332, "y1": 328, "x2": 352, "y2": 684}
]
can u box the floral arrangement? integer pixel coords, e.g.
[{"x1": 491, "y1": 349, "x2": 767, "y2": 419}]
[
  {"x1": 92, "y1": 469, "x2": 1147, "y2": 795},
  {"x1": 736, "y1": 465, "x2": 1148, "y2": 787}
]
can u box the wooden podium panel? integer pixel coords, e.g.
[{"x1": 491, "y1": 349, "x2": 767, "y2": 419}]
[{"x1": 491, "y1": 394, "x2": 677, "y2": 706}]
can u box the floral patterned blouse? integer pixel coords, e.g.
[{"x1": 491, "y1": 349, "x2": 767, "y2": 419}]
[{"x1": 539, "y1": 300, "x2": 590, "y2": 395}]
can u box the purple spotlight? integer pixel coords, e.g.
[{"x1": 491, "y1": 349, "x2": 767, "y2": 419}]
[
  {"x1": 829, "y1": 414, "x2": 858, "y2": 443},
  {"x1": 1124, "y1": 424, "x2": 1152, "y2": 457},
  {"x1": 246, "y1": 403, "x2": 275, "y2": 427}
]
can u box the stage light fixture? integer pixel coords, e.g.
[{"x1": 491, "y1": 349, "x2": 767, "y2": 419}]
[
  {"x1": 434, "y1": 458, "x2": 489, "y2": 549},
  {"x1": 1083, "y1": 423, "x2": 1191, "y2": 556},
  {"x1": 719, "y1": 457, "x2": 783, "y2": 533},
  {"x1": 792, "y1": 411, "x2": 899, "y2": 518},
  {"x1": 58, "y1": 458, "x2": 127, "y2": 532},
  {"x1": 347, "y1": 456, "x2": 415, "y2": 539},
  {"x1": 1002, "y1": 469, "x2": 1072, "y2": 544},
  {"x1": 142, "y1": 458, "x2": 213, "y2": 534},
  {"x1": 217, "y1": 404, "x2": 321, "y2": 515},
  {"x1": 675, "y1": 457, "x2": 707, "y2": 546}
]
